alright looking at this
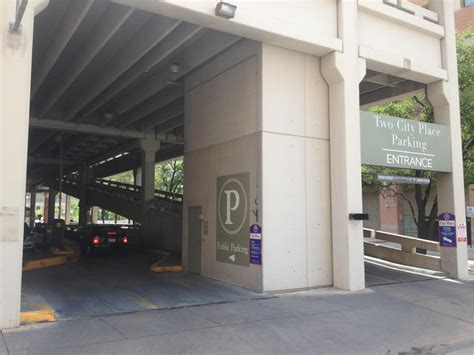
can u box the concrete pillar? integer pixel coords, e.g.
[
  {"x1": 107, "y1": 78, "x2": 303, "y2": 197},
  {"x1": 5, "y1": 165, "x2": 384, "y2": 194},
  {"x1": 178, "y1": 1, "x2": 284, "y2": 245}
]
[
  {"x1": 29, "y1": 192, "x2": 36, "y2": 228},
  {"x1": 48, "y1": 189, "x2": 56, "y2": 223},
  {"x1": 428, "y1": 0, "x2": 468, "y2": 280},
  {"x1": 79, "y1": 164, "x2": 90, "y2": 226},
  {"x1": 321, "y1": 0, "x2": 366, "y2": 291},
  {"x1": 134, "y1": 167, "x2": 142, "y2": 186},
  {"x1": 0, "y1": 0, "x2": 47, "y2": 330},
  {"x1": 64, "y1": 194, "x2": 71, "y2": 223},
  {"x1": 139, "y1": 139, "x2": 160, "y2": 246},
  {"x1": 43, "y1": 191, "x2": 49, "y2": 223},
  {"x1": 91, "y1": 206, "x2": 99, "y2": 224}
]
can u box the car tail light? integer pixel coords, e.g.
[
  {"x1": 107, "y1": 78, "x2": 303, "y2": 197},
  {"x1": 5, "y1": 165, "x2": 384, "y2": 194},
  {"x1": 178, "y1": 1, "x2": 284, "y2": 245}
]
[
  {"x1": 123, "y1": 236, "x2": 129, "y2": 244},
  {"x1": 92, "y1": 236, "x2": 101, "y2": 245}
]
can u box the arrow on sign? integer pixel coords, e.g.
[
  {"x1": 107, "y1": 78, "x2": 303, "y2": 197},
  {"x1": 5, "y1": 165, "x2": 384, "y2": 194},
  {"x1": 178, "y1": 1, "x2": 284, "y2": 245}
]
[{"x1": 229, "y1": 254, "x2": 235, "y2": 262}]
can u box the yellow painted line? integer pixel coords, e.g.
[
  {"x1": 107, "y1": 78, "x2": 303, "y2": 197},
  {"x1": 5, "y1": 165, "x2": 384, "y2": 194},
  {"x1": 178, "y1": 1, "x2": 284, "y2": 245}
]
[
  {"x1": 23, "y1": 255, "x2": 78, "y2": 271},
  {"x1": 127, "y1": 293, "x2": 158, "y2": 310},
  {"x1": 20, "y1": 303, "x2": 55, "y2": 324},
  {"x1": 48, "y1": 246, "x2": 75, "y2": 256},
  {"x1": 150, "y1": 262, "x2": 183, "y2": 273}
]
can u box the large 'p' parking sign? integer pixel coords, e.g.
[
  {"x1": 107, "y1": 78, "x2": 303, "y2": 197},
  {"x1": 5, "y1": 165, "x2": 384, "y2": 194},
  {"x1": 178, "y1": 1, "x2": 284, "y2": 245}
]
[{"x1": 216, "y1": 173, "x2": 250, "y2": 266}]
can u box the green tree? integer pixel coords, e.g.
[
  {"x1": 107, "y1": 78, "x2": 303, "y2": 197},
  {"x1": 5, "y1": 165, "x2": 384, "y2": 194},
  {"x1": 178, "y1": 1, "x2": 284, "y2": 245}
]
[
  {"x1": 363, "y1": 29, "x2": 474, "y2": 242},
  {"x1": 155, "y1": 160, "x2": 184, "y2": 194}
]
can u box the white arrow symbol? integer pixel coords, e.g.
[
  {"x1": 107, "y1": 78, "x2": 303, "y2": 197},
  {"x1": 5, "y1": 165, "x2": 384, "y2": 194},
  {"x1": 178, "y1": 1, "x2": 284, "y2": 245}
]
[{"x1": 229, "y1": 254, "x2": 235, "y2": 262}]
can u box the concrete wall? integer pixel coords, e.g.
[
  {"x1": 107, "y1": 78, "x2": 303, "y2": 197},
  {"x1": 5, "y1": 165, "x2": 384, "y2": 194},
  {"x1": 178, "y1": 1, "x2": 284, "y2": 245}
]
[
  {"x1": 183, "y1": 40, "x2": 332, "y2": 292},
  {"x1": 183, "y1": 40, "x2": 262, "y2": 291},
  {"x1": 260, "y1": 45, "x2": 332, "y2": 291}
]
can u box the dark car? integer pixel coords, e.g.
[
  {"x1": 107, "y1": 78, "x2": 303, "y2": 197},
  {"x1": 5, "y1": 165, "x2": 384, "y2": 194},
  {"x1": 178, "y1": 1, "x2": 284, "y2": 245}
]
[{"x1": 79, "y1": 225, "x2": 130, "y2": 256}]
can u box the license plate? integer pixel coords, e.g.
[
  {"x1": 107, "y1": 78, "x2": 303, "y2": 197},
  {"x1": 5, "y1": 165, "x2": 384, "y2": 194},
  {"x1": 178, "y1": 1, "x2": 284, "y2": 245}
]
[{"x1": 108, "y1": 238, "x2": 116, "y2": 243}]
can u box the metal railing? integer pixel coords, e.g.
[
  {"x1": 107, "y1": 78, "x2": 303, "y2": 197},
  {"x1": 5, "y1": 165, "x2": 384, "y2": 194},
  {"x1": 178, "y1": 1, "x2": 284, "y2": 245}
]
[{"x1": 94, "y1": 178, "x2": 183, "y2": 203}]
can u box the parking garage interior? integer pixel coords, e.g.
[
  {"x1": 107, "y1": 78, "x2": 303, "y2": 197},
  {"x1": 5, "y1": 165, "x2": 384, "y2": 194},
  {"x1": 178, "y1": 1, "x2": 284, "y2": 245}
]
[{"x1": 12, "y1": 0, "x2": 459, "y2": 323}]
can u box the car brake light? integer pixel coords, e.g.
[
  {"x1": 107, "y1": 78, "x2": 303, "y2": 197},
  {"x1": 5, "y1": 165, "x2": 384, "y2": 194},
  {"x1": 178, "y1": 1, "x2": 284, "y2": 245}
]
[
  {"x1": 123, "y1": 236, "x2": 129, "y2": 244},
  {"x1": 92, "y1": 236, "x2": 101, "y2": 245},
  {"x1": 107, "y1": 232, "x2": 117, "y2": 235}
]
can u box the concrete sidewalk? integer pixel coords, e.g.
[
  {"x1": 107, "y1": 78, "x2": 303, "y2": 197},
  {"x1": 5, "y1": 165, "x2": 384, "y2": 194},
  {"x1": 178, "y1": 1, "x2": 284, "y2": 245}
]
[{"x1": 4, "y1": 277, "x2": 474, "y2": 354}]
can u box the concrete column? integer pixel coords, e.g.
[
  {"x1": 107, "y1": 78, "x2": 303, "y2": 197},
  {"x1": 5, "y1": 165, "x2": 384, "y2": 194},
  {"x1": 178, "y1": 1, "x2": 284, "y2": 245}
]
[
  {"x1": 48, "y1": 189, "x2": 56, "y2": 223},
  {"x1": 321, "y1": 1, "x2": 366, "y2": 291},
  {"x1": 79, "y1": 164, "x2": 90, "y2": 226},
  {"x1": 0, "y1": 0, "x2": 47, "y2": 330},
  {"x1": 64, "y1": 194, "x2": 71, "y2": 223},
  {"x1": 91, "y1": 206, "x2": 99, "y2": 224},
  {"x1": 29, "y1": 192, "x2": 36, "y2": 228},
  {"x1": 43, "y1": 191, "x2": 49, "y2": 223},
  {"x1": 139, "y1": 139, "x2": 160, "y2": 246},
  {"x1": 134, "y1": 167, "x2": 142, "y2": 186},
  {"x1": 427, "y1": 1, "x2": 468, "y2": 280}
]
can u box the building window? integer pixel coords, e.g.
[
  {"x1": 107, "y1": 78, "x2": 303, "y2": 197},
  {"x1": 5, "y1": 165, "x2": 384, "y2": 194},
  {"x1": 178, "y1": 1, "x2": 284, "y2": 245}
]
[{"x1": 465, "y1": 0, "x2": 474, "y2": 7}]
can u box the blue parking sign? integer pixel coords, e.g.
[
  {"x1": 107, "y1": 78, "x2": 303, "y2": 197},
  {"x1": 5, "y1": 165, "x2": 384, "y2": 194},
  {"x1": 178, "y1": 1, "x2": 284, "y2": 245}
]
[
  {"x1": 249, "y1": 224, "x2": 262, "y2": 265},
  {"x1": 439, "y1": 213, "x2": 456, "y2": 247}
]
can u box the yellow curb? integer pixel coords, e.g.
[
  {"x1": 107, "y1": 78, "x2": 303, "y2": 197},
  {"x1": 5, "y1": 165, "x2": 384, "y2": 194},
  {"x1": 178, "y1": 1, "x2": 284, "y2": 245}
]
[
  {"x1": 150, "y1": 262, "x2": 182, "y2": 273},
  {"x1": 23, "y1": 255, "x2": 78, "y2": 271},
  {"x1": 48, "y1": 246, "x2": 76, "y2": 256},
  {"x1": 20, "y1": 303, "x2": 56, "y2": 324}
]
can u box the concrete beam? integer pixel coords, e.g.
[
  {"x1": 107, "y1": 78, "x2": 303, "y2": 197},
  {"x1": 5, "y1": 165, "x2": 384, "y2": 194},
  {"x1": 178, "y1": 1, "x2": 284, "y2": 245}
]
[
  {"x1": 360, "y1": 80, "x2": 425, "y2": 108},
  {"x1": 29, "y1": 117, "x2": 183, "y2": 143},
  {"x1": 38, "y1": 5, "x2": 135, "y2": 117},
  {"x1": 31, "y1": 0, "x2": 94, "y2": 97},
  {"x1": 110, "y1": 30, "x2": 239, "y2": 117},
  {"x1": 66, "y1": 16, "x2": 180, "y2": 121},
  {"x1": 137, "y1": 98, "x2": 184, "y2": 131},
  {"x1": 28, "y1": 157, "x2": 79, "y2": 166},
  {"x1": 114, "y1": 85, "x2": 183, "y2": 128},
  {"x1": 76, "y1": 22, "x2": 202, "y2": 122}
]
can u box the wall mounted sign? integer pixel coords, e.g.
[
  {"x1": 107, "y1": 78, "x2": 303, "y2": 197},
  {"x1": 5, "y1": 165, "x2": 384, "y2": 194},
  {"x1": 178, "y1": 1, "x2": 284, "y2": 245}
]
[
  {"x1": 360, "y1": 112, "x2": 452, "y2": 172},
  {"x1": 439, "y1": 213, "x2": 456, "y2": 247},
  {"x1": 249, "y1": 224, "x2": 262, "y2": 265},
  {"x1": 216, "y1": 172, "x2": 250, "y2": 266}
]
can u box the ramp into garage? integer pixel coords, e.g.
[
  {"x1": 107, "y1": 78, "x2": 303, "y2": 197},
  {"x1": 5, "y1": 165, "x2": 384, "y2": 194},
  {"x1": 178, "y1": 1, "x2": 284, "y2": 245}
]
[{"x1": 21, "y1": 253, "x2": 269, "y2": 321}]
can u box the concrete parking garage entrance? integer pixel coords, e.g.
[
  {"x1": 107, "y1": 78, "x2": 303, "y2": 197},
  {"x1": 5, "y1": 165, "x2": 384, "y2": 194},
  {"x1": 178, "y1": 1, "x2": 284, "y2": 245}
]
[{"x1": 1, "y1": 0, "x2": 468, "y2": 330}]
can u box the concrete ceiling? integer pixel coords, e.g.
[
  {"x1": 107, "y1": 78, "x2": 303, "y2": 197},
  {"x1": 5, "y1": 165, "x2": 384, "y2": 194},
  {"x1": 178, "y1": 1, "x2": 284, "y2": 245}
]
[{"x1": 27, "y1": 0, "x2": 240, "y2": 188}]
